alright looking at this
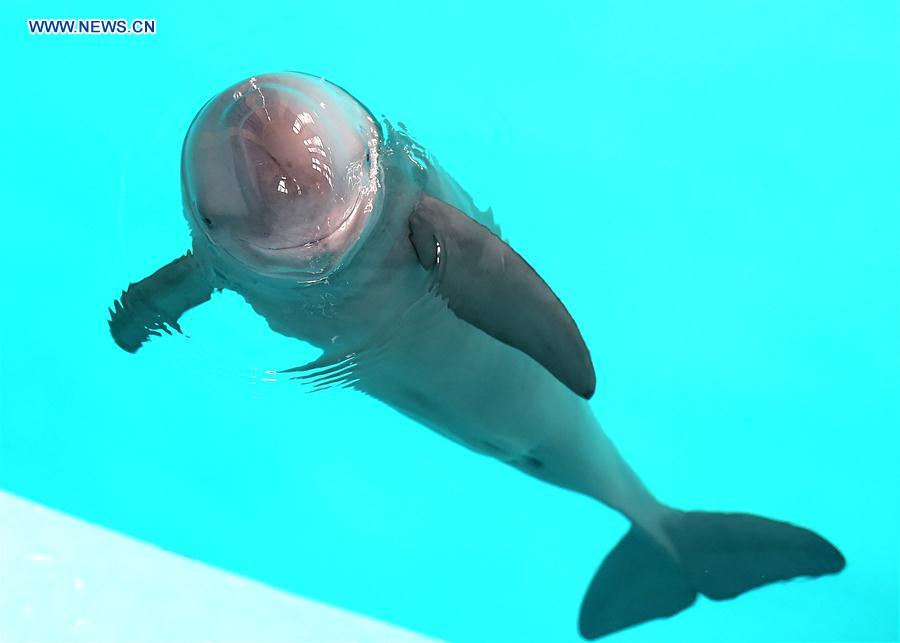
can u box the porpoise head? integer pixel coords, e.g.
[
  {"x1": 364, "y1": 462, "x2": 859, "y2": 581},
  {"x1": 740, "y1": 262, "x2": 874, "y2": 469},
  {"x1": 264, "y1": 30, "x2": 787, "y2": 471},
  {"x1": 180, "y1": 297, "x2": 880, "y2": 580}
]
[{"x1": 181, "y1": 73, "x2": 383, "y2": 283}]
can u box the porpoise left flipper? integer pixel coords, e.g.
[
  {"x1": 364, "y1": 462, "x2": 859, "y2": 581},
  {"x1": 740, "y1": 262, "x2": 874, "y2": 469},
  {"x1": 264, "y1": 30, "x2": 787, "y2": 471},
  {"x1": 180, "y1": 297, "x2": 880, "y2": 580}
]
[
  {"x1": 108, "y1": 251, "x2": 213, "y2": 353},
  {"x1": 408, "y1": 195, "x2": 596, "y2": 398}
]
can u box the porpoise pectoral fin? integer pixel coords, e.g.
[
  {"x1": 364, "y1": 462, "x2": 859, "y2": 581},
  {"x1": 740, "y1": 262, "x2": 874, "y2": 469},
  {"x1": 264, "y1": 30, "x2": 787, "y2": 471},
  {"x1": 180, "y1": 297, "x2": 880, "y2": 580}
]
[
  {"x1": 108, "y1": 251, "x2": 214, "y2": 353},
  {"x1": 408, "y1": 195, "x2": 596, "y2": 398}
]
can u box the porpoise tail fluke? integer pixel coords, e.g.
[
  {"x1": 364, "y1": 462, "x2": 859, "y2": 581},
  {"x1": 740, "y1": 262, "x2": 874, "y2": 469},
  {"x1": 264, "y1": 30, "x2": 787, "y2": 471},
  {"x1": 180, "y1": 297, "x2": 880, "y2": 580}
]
[{"x1": 578, "y1": 511, "x2": 846, "y2": 639}]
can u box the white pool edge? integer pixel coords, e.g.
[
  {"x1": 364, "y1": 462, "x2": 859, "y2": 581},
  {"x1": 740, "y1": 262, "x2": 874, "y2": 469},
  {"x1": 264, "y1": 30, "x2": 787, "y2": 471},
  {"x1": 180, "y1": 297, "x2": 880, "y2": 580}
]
[{"x1": 0, "y1": 491, "x2": 439, "y2": 643}]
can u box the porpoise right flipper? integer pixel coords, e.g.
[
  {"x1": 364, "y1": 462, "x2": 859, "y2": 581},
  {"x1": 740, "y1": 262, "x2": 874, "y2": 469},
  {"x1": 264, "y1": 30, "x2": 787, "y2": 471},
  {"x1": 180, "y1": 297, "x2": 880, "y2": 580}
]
[
  {"x1": 408, "y1": 195, "x2": 596, "y2": 399},
  {"x1": 108, "y1": 251, "x2": 213, "y2": 353}
]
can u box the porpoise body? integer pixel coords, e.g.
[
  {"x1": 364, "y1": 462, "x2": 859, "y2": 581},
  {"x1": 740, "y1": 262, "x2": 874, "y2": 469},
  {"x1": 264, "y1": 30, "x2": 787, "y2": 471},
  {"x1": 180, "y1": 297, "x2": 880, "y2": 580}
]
[{"x1": 109, "y1": 72, "x2": 845, "y2": 639}]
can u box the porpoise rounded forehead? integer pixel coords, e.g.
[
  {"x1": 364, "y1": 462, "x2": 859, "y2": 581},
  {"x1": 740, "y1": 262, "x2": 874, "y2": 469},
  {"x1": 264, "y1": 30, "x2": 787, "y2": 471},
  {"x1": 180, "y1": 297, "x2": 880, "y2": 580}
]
[{"x1": 181, "y1": 72, "x2": 382, "y2": 281}]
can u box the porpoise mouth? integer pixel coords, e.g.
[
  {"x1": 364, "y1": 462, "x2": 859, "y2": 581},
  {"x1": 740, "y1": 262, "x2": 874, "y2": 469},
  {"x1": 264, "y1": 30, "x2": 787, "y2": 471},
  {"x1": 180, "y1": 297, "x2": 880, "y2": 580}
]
[
  {"x1": 242, "y1": 235, "x2": 327, "y2": 252},
  {"x1": 239, "y1": 204, "x2": 359, "y2": 253}
]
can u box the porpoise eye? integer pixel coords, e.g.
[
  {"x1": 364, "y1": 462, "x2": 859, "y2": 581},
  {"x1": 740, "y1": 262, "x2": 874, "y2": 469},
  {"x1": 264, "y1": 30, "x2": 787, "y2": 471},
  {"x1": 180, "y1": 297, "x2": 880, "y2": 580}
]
[{"x1": 202, "y1": 216, "x2": 213, "y2": 228}]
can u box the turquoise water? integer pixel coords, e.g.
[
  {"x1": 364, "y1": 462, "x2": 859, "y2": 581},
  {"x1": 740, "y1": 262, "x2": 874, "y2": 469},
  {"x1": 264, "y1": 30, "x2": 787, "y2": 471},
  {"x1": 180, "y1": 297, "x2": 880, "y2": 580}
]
[{"x1": 2, "y1": 1, "x2": 898, "y2": 641}]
